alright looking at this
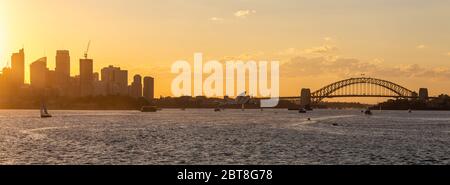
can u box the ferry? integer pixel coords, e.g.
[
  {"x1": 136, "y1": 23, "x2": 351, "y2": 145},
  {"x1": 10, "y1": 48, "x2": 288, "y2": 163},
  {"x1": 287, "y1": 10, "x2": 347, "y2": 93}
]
[
  {"x1": 141, "y1": 106, "x2": 158, "y2": 112},
  {"x1": 299, "y1": 108, "x2": 307, "y2": 113}
]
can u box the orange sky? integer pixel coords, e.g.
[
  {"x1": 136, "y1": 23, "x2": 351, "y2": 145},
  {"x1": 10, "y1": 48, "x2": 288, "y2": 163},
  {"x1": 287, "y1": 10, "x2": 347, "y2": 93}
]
[{"x1": 1, "y1": 0, "x2": 450, "y2": 103}]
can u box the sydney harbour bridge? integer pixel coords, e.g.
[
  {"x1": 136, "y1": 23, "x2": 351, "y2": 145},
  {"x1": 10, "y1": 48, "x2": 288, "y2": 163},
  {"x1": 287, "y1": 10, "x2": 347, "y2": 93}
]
[{"x1": 274, "y1": 77, "x2": 432, "y2": 107}]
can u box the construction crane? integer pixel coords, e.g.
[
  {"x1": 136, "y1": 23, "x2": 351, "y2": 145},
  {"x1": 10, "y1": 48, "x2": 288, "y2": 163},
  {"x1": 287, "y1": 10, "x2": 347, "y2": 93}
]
[{"x1": 84, "y1": 40, "x2": 91, "y2": 59}]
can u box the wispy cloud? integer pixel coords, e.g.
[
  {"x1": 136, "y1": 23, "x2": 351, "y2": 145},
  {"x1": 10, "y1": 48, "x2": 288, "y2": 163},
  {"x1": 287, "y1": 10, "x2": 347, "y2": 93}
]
[
  {"x1": 304, "y1": 45, "x2": 338, "y2": 54},
  {"x1": 323, "y1": 37, "x2": 332, "y2": 42},
  {"x1": 234, "y1": 10, "x2": 256, "y2": 18},
  {"x1": 277, "y1": 45, "x2": 338, "y2": 57},
  {"x1": 281, "y1": 56, "x2": 450, "y2": 80},
  {"x1": 209, "y1": 17, "x2": 224, "y2": 22},
  {"x1": 416, "y1": 44, "x2": 426, "y2": 49}
]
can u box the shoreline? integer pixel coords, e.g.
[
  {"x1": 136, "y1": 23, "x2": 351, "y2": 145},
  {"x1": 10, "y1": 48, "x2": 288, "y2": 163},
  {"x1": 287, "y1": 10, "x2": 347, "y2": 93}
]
[{"x1": 1, "y1": 108, "x2": 449, "y2": 111}]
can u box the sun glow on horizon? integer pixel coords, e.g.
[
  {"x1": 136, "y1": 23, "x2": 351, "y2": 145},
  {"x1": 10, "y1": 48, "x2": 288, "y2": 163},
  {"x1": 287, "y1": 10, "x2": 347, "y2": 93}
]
[
  {"x1": 0, "y1": 25, "x2": 6, "y2": 68},
  {"x1": 0, "y1": 2, "x2": 7, "y2": 67}
]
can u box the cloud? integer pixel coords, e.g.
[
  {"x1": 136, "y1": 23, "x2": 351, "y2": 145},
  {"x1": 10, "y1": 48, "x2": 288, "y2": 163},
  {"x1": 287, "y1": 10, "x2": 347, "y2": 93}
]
[
  {"x1": 323, "y1": 37, "x2": 332, "y2": 42},
  {"x1": 234, "y1": 10, "x2": 256, "y2": 18},
  {"x1": 281, "y1": 56, "x2": 450, "y2": 80},
  {"x1": 304, "y1": 45, "x2": 338, "y2": 54},
  {"x1": 276, "y1": 48, "x2": 303, "y2": 57},
  {"x1": 220, "y1": 51, "x2": 266, "y2": 61},
  {"x1": 277, "y1": 45, "x2": 338, "y2": 58},
  {"x1": 282, "y1": 56, "x2": 375, "y2": 77},
  {"x1": 209, "y1": 17, "x2": 224, "y2": 22},
  {"x1": 416, "y1": 44, "x2": 426, "y2": 49},
  {"x1": 221, "y1": 42, "x2": 450, "y2": 82}
]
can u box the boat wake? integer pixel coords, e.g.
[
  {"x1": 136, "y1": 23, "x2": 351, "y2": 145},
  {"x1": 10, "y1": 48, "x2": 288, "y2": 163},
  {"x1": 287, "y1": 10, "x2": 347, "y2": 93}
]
[
  {"x1": 20, "y1": 126, "x2": 70, "y2": 140},
  {"x1": 293, "y1": 115, "x2": 356, "y2": 126}
]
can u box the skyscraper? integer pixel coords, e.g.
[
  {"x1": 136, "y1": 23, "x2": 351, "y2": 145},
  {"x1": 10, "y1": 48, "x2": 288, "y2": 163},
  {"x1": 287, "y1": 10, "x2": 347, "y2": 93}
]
[
  {"x1": 143, "y1": 76, "x2": 154, "y2": 101},
  {"x1": 101, "y1": 65, "x2": 128, "y2": 96},
  {"x1": 80, "y1": 59, "x2": 94, "y2": 97},
  {"x1": 130, "y1": 75, "x2": 142, "y2": 98},
  {"x1": 55, "y1": 50, "x2": 70, "y2": 82},
  {"x1": 0, "y1": 67, "x2": 13, "y2": 98},
  {"x1": 11, "y1": 48, "x2": 25, "y2": 86},
  {"x1": 55, "y1": 50, "x2": 71, "y2": 96},
  {"x1": 30, "y1": 57, "x2": 48, "y2": 90}
]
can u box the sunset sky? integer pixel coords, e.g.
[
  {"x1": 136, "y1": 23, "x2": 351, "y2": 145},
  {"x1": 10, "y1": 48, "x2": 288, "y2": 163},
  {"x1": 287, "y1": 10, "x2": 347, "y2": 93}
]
[{"x1": 1, "y1": 0, "x2": 450, "y2": 101}]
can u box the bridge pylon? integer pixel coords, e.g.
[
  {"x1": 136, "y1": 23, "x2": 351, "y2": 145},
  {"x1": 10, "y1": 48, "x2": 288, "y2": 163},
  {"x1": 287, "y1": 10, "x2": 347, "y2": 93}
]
[
  {"x1": 300, "y1": 88, "x2": 312, "y2": 109},
  {"x1": 419, "y1": 88, "x2": 429, "y2": 100}
]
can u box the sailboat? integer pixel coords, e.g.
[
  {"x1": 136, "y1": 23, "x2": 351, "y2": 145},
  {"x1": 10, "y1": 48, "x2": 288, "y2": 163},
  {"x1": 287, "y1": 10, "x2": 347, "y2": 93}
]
[
  {"x1": 40, "y1": 103, "x2": 52, "y2": 118},
  {"x1": 364, "y1": 108, "x2": 372, "y2": 115}
]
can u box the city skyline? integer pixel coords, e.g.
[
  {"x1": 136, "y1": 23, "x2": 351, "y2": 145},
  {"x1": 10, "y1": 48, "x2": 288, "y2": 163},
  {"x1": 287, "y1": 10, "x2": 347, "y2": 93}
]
[
  {"x1": 1, "y1": 0, "x2": 450, "y2": 100},
  {"x1": 0, "y1": 48, "x2": 155, "y2": 100}
]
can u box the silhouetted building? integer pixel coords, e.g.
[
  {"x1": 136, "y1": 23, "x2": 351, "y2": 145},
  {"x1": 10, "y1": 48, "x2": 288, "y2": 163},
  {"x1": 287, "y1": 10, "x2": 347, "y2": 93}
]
[
  {"x1": 30, "y1": 57, "x2": 48, "y2": 90},
  {"x1": 80, "y1": 59, "x2": 94, "y2": 96},
  {"x1": 68, "y1": 76, "x2": 81, "y2": 97},
  {"x1": 101, "y1": 65, "x2": 128, "y2": 96},
  {"x1": 55, "y1": 50, "x2": 70, "y2": 85},
  {"x1": 11, "y1": 48, "x2": 25, "y2": 86},
  {"x1": 46, "y1": 70, "x2": 57, "y2": 90},
  {"x1": 419, "y1": 88, "x2": 429, "y2": 100},
  {"x1": 93, "y1": 72, "x2": 107, "y2": 96},
  {"x1": 129, "y1": 74, "x2": 142, "y2": 98},
  {"x1": 301, "y1": 88, "x2": 312, "y2": 109},
  {"x1": 143, "y1": 76, "x2": 154, "y2": 101},
  {"x1": 93, "y1": 72, "x2": 100, "y2": 81},
  {"x1": 0, "y1": 67, "x2": 13, "y2": 99}
]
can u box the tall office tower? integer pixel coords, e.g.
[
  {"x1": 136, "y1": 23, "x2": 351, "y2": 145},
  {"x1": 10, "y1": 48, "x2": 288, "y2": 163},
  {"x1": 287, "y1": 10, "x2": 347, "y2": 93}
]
[
  {"x1": 30, "y1": 57, "x2": 48, "y2": 90},
  {"x1": 100, "y1": 65, "x2": 128, "y2": 96},
  {"x1": 80, "y1": 59, "x2": 94, "y2": 97},
  {"x1": 11, "y1": 48, "x2": 25, "y2": 86},
  {"x1": 143, "y1": 76, "x2": 154, "y2": 101},
  {"x1": 53, "y1": 50, "x2": 71, "y2": 96},
  {"x1": 0, "y1": 67, "x2": 13, "y2": 98},
  {"x1": 115, "y1": 69, "x2": 128, "y2": 95},
  {"x1": 130, "y1": 74, "x2": 142, "y2": 98},
  {"x1": 55, "y1": 50, "x2": 70, "y2": 82}
]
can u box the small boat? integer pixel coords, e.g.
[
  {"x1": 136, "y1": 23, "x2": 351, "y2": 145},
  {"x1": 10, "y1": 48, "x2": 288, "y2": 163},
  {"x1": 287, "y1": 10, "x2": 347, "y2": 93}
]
[
  {"x1": 40, "y1": 103, "x2": 52, "y2": 118},
  {"x1": 364, "y1": 109, "x2": 372, "y2": 115},
  {"x1": 299, "y1": 108, "x2": 307, "y2": 113},
  {"x1": 408, "y1": 109, "x2": 412, "y2": 113},
  {"x1": 141, "y1": 106, "x2": 158, "y2": 112},
  {"x1": 214, "y1": 108, "x2": 221, "y2": 112}
]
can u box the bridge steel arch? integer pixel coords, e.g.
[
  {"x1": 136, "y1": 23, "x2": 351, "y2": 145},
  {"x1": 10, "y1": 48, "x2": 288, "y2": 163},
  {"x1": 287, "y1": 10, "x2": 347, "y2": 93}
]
[{"x1": 311, "y1": 77, "x2": 416, "y2": 103}]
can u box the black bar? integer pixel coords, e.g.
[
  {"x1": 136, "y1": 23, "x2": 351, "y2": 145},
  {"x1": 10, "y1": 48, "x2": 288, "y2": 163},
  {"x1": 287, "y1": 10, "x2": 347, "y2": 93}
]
[{"x1": 0, "y1": 165, "x2": 448, "y2": 184}]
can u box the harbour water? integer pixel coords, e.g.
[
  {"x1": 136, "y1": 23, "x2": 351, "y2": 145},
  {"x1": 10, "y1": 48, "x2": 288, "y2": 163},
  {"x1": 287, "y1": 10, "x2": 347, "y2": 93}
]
[{"x1": 0, "y1": 109, "x2": 449, "y2": 165}]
